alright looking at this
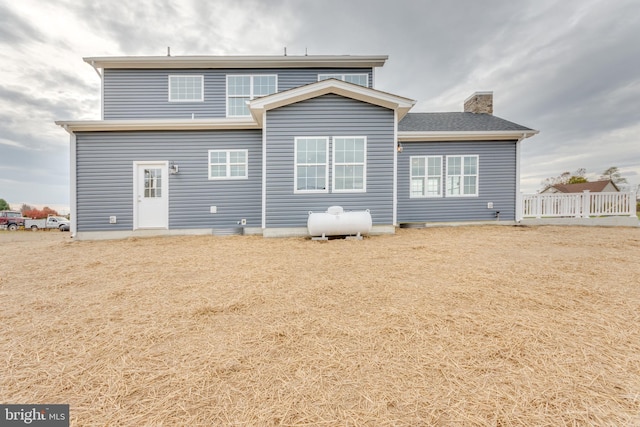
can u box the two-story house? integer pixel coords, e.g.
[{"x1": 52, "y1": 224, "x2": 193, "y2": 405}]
[{"x1": 56, "y1": 54, "x2": 537, "y2": 239}]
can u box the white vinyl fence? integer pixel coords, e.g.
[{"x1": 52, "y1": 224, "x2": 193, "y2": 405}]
[{"x1": 520, "y1": 191, "x2": 637, "y2": 219}]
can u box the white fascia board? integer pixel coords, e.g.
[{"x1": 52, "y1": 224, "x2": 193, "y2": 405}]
[
  {"x1": 69, "y1": 132, "x2": 77, "y2": 237},
  {"x1": 55, "y1": 118, "x2": 260, "y2": 133},
  {"x1": 83, "y1": 55, "x2": 388, "y2": 69},
  {"x1": 398, "y1": 130, "x2": 539, "y2": 142},
  {"x1": 249, "y1": 79, "x2": 416, "y2": 124}
]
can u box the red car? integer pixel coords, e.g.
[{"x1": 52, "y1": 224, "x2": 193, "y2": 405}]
[{"x1": 0, "y1": 210, "x2": 26, "y2": 231}]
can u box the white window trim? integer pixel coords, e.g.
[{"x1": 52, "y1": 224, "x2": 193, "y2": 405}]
[
  {"x1": 226, "y1": 74, "x2": 278, "y2": 117},
  {"x1": 332, "y1": 136, "x2": 367, "y2": 193},
  {"x1": 294, "y1": 137, "x2": 329, "y2": 194},
  {"x1": 168, "y1": 75, "x2": 204, "y2": 102},
  {"x1": 208, "y1": 149, "x2": 248, "y2": 180},
  {"x1": 410, "y1": 155, "x2": 443, "y2": 198},
  {"x1": 445, "y1": 155, "x2": 479, "y2": 197},
  {"x1": 317, "y1": 73, "x2": 369, "y2": 87}
]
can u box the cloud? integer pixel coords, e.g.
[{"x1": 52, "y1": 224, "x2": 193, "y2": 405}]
[
  {"x1": 0, "y1": 0, "x2": 639, "y2": 205},
  {"x1": 0, "y1": 138, "x2": 26, "y2": 149},
  {"x1": 0, "y1": 2, "x2": 45, "y2": 44}
]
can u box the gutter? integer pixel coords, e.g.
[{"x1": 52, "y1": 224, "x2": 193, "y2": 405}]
[
  {"x1": 54, "y1": 118, "x2": 261, "y2": 132},
  {"x1": 398, "y1": 130, "x2": 539, "y2": 142},
  {"x1": 83, "y1": 55, "x2": 390, "y2": 70}
]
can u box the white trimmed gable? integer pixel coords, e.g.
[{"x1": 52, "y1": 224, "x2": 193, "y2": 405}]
[{"x1": 248, "y1": 79, "x2": 415, "y2": 125}]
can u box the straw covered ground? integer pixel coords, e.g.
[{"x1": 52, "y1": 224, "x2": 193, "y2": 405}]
[{"x1": 1, "y1": 226, "x2": 639, "y2": 426}]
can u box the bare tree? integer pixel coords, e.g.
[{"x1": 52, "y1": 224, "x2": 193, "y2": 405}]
[
  {"x1": 541, "y1": 168, "x2": 587, "y2": 191},
  {"x1": 600, "y1": 166, "x2": 628, "y2": 184}
]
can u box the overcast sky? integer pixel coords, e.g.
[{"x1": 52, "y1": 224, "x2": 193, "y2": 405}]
[{"x1": 1, "y1": 0, "x2": 639, "y2": 212}]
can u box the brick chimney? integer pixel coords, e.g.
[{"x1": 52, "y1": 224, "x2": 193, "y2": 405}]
[{"x1": 464, "y1": 91, "x2": 493, "y2": 114}]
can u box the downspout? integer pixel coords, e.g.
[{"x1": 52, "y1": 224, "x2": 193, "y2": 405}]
[
  {"x1": 515, "y1": 130, "x2": 540, "y2": 222},
  {"x1": 64, "y1": 125, "x2": 78, "y2": 239},
  {"x1": 515, "y1": 133, "x2": 525, "y2": 222},
  {"x1": 261, "y1": 112, "x2": 267, "y2": 230},
  {"x1": 88, "y1": 61, "x2": 104, "y2": 119},
  {"x1": 392, "y1": 110, "x2": 398, "y2": 226},
  {"x1": 88, "y1": 60, "x2": 102, "y2": 79}
]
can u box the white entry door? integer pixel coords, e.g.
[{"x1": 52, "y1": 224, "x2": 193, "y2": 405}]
[{"x1": 134, "y1": 162, "x2": 168, "y2": 229}]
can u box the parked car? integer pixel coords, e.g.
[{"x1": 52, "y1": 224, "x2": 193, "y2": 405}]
[
  {"x1": 25, "y1": 216, "x2": 70, "y2": 231},
  {"x1": 0, "y1": 210, "x2": 25, "y2": 231}
]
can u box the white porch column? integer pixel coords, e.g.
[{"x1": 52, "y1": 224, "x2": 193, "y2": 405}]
[
  {"x1": 582, "y1": 190, "x2": 591, "y2": 218},
  {"x1": 516, "y1": 192, "x2": 523, "y2": 221}
]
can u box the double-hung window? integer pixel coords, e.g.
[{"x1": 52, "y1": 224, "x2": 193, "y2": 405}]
[
  {"x1": 446, "y1": 155, "x2": 478, "y2": 196},
  {"x1": 410, "y1": 156, "x2": 442, "y2": 197},
  {"x1": 318, "y1": 73, "x2": 368, "y2": 87},
  {"x1": 333, "y1": 137, "x2": 366, "y2": 192},
  {"x1": 208, "y1": 150, "x2": 248, "y2": 180},
  {"x1": 168, "y1": 75, "x2": 203, "y2": 102},
  {"x1": 227, "y1": 75, "x2": 277, "y2": 117},
  {"x1": 295, "y1": 137, "x2": 329, "y2": 193}
]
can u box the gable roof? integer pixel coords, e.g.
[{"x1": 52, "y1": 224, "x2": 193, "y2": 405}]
[
  {"x1": 248, "y1": 79, "x2": 416, "y2": 124},
  {"x1": 550, "y1": 180, "x2": 619, "y2": 193}
]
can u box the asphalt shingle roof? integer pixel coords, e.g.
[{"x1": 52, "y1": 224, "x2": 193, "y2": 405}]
[
  {"x1": 398, "y1": 112, "x2": 533, "y2": 132},
  {"x1": 550, "y1": 180, "x2": 619, "y2": 193}
]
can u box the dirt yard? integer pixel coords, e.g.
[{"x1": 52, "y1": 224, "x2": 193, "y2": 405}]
[{"x1": 1, "y1": 226, "x2": 639, "y2": 426}]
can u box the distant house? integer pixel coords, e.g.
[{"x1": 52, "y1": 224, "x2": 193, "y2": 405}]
[
  {"x1": 56, "y1": 54, "x2": 537, "y2": 240},
  {"x1": 541, "y1": 180, "x2": 620, "y2": 194}
]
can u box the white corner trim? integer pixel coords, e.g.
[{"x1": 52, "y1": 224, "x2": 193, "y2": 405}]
[
  {"x1": 393, "y1": 110, "x2": 398, "y2": 226},
  {"x1": 70, "y1": 132, "x2": 77, "y2": 237},
  {"x1": 515, "y1": 137, "x2": 523, "y2": 221},
  {"x1": 261, "y1": 112, "x2": 267, "y2": 229}
]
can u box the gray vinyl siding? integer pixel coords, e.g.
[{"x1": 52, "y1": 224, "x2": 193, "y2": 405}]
[
  {"x1": 397, "y1": 141, "x2": 517, "y2": 222},
  {"x1": 103, "y1": 68, "x2": 373, "y2": 119},
  {"x1": 265, "y1": 94, "x2": 395, "y2": 228},
  {"x1": 75, "y1": 130, "x2": 262, "y2": 231}
]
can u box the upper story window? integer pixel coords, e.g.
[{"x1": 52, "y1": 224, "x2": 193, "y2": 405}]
[
  {"x1": 294, "y1": 137, "x2": 329, "y2": 193},
  {"x1": 446, "y1": 155, "x2": 478, "y2": 197},
  {"x1": 332, "y1": 137, "x2": 366, "y2": 192},
  {"x1": 227, "y1": 75, "x2": 277, "y2": 117},
  {"x1": 318, "y1": 73, "x2": 368, "y2": 87},
  {"x1": 410, "y1": 156, "x2": 442, "y2": 198},
  {"x1": 168, "y1": 75, "x2": 204, "y2": 102},
  {"x1": 208, "y1": 149, "x2": 248, "y2": 180}
]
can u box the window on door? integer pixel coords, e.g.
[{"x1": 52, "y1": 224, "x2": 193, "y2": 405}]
[{"x1": 144, "y1": 168, "x2": 162, "y2": 197}]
